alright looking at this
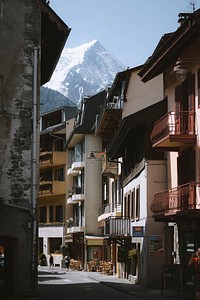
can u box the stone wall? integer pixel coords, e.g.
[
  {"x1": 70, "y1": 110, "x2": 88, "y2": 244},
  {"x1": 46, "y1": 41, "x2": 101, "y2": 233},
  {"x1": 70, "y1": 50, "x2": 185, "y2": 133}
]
[{"x1": 0, "y1": 0, "x2": 41, "y2": 296}]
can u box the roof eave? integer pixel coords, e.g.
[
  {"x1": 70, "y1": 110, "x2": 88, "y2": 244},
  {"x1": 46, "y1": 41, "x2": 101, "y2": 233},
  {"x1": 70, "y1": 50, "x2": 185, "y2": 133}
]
[{"x1": 138, "y1": 10, "x2": 200, "y2": 82}]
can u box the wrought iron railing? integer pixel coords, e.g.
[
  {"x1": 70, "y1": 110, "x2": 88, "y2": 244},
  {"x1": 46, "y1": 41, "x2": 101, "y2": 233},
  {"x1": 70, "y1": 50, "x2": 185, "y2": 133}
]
[
  {"x1": 72, "y1": 186, "x2": 84, "y2": 195},
  {"x1": 150, "y1": 111, "x2": 195, "y2": 145},
  {"x1": 98, "y1": 202, "x2": 122, "y2": 216},
  {"x1": 151, "y1": 182, "x2": 200, "y2": 215}
]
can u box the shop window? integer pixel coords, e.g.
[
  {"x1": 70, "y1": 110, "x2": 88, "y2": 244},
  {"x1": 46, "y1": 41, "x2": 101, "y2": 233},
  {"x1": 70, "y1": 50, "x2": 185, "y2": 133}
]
[{"x1": 48, "y1": 237, "x2": 62, "y2": 254}]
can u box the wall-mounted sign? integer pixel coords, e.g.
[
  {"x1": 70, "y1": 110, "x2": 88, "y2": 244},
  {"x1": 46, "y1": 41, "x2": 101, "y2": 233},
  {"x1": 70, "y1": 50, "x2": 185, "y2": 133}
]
[
  {"x1": 149, "y1": 235, "x2": 164, "y2": 256},
  {"x1": 132, "y1": 226, "x2": 144, "y2": 237}
]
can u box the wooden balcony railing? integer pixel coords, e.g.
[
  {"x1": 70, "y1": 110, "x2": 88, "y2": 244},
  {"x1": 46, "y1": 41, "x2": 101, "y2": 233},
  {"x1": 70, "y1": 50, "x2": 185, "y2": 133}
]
[
  {"x1": 39, "y1": 181, "x2": 65, "y2": 196},
  {"x1": 150, "y1": 111, "x2": 195, "y2": 146},
  {"x1": 105, "y1": 216, "x2": 130, "y2": 236},
  {"x1": 40, "y1": 151, "x2": 66, "y2": 166},
  {"x1": 151, "y1": 182, "x2": 200, "y2": 217}
]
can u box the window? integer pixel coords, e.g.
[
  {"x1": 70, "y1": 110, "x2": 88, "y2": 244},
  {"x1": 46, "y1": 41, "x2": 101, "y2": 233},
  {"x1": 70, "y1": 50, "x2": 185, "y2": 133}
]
[
  {"x1": 75, "y1": 143, "x2": 83, "y2": 162},
  {"x1": 55, "y1": 205, "x2": 63, "y2": 222},
  {"x1": 49, "y1": 206, "x2": 54, "y2": 223},
  {"x1": 42, "y1": 110, "x2": 62, "y2": 130},
  {"x1": 54, "y1": 139, "x2": 64, "y2": 151},
  {"x1": 131, "y1": 189, "x2": 135, "y2": 221},
  {"x1": 124, "y1": 194, "x2": 130, "y2": 218},
  {"x1": 39, "y1": 207, "x2": 47, "y2": 223},
  {"x1": 127, "y1": 194, "x2": 130, "y2": 218},
  {"x1": 54, "y1": 168, "x2": 64, "y2": 181},
  {"x1": 136, "y1": 186, "x2": 140, "y2": 221}
]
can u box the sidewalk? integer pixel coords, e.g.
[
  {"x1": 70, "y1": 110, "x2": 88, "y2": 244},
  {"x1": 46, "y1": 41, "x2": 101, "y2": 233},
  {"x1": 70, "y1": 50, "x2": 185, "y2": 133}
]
[{"x1": 86, "y1": 271, "x2": 193, "y2": 300}]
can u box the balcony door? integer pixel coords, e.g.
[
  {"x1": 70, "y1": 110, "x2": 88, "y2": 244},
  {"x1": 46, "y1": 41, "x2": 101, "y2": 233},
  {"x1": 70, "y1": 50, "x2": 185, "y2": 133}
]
[
  {"x1": 178, "y1": 148, "x2": 195, "y2": 185},
  {"x1": 175, "y1": 73, "x2": 195, "y2": 134}
]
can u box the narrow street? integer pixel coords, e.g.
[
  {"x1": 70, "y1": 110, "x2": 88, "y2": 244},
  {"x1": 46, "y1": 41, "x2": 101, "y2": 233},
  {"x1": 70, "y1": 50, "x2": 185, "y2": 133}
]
[{"x1": 37, "y1": 267, "x2": 139, "y2": 300}]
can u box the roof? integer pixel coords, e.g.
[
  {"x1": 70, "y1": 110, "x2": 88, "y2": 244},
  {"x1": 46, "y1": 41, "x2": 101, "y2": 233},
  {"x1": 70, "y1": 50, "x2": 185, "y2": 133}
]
[
  {"x1": 34, "y1": 0, "x2": 71, "y2": 85},
  {"x1": 107, "y1": 98, "x2": 167, "y2": 159},
  {"x1": 41, "y1": 105, "x2": 77, "y2": 119},
  {"x1": 74, "y1": 90, "x2": 106, "y2": 134},
  {"x1": 66, "y1": 90, "x2": 106, "y2": 147},
  {"x1": 138, "y1": 9, "x2": 200, "y2": 82}
]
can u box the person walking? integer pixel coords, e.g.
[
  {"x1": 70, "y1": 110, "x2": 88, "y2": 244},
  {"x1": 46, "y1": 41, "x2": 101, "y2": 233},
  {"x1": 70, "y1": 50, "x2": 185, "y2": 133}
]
[
  {"x1": 49, "y1": 253, "x2": 54, "y2": 269},
  {"x1": 188, "y1": 247, "x2": 200, "y2": 300},
  {"x1": 65, "y1": 255, "x2": 70, "y2": 272}
]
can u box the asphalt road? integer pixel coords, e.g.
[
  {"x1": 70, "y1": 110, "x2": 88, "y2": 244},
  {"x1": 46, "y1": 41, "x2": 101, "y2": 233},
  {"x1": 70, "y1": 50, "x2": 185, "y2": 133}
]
[{"x1": 37, "y1": 268, "x2": 135, "y2": 300}]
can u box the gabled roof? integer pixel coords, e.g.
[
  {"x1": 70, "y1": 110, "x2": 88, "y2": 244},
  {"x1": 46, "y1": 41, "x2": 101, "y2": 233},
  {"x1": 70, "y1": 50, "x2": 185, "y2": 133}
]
[
  {"x1": 138, "y1": 9, "x2": 200, "y2": 82},
  {"x1": 34, "y1": 0, "x2": 71, "y2": 85}
]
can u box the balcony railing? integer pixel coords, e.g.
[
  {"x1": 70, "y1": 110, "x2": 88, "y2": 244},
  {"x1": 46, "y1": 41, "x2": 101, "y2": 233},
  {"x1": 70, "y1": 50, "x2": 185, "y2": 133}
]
[
  {"x1": 68, "y1": 217, "x2": 83, "y2": 228},
  {"x1": 72, "y1": 186, "x2": 84, "y2": 195},
  {"x1": 39, "y1": 181, "x2": 66, "y2": 196},
  {"x1": 67, "y1": 186, "x2": 84, "y2": 204},
  {"x1": 102, "y1": 157, "x2": 118, "y2": 177},
  {"x1": 105, "y1": 216, "x2": 130, "y2": 236},
  {"x1": 95, "y1": 98, "x2": 122, "y2": 135},
  {"x1": 151, "y1": 182, "x2": 200, "y2": 218},
  {"x1": 40, "y1": 151, "x2": 66, "y2": 167},
  {"x1": 150, "y1": 111, "x2": 196, "y2": 148},
  {"x1": 98, "y1": 202, "x2": 122, "y2": 217}
]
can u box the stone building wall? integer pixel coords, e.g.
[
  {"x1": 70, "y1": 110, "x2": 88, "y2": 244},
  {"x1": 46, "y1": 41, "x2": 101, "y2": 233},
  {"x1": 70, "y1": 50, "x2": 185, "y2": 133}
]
[{"x1": 0, "y1": 0, "x2": 41, "y2": 296}]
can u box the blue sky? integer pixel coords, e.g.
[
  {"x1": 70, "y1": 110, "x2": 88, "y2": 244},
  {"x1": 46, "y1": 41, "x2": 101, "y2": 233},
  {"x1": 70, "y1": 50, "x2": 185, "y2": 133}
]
[{"x1": 50, "y1": 0, "x2": 198, "y2": 67}]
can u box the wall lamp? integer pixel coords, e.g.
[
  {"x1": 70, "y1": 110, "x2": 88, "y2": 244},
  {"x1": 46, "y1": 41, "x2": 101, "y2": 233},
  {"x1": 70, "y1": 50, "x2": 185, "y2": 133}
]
[
  {"x1": 172, "y1": 57, "x2": 200, "y2": 83},
  {"x1": 171, "y1": 58, "x2": 189, "y2": 83}
]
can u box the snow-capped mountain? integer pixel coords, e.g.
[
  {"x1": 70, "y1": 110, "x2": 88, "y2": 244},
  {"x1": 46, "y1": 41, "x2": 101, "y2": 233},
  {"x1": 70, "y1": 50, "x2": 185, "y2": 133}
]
[{"x1": 44, "y1": 40, "x2": 126, "y2": 104}]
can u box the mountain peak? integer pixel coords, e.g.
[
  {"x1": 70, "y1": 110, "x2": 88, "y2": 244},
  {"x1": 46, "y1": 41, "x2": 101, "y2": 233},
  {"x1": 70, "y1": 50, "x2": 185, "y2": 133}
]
[{"x1": 44, "y1": 40, "x2": 126, "y2": 104}]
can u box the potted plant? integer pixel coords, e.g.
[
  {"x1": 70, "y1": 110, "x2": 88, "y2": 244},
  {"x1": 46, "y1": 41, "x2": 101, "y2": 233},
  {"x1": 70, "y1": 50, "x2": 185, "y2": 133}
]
[{"x1": 128, "y1": 248, "x2": 137, "y2": 264}]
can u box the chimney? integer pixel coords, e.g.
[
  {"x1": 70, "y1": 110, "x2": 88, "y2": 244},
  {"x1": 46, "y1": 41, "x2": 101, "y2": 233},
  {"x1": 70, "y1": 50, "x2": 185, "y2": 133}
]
[{"x1": 178, "y1": 13, "x2": 192, "y2": 26}]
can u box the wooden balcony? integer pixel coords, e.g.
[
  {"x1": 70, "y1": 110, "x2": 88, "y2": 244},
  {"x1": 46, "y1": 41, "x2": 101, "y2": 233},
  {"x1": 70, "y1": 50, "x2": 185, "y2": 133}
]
[
  {"x1": 105, "y1": 216, "x2": 130, "y2": 237},
  {"x1": 39, "y1": 151, "x2": 66, "y2": 168},
  {"x1": 150, "y1": 111, "x2": 196, "y2": 151},
  {"x1": 39, "y1": 181, "x2": 66, "y2": 196},
  {"x1": 151, "y1": 182, "x2": 200, "y2": 221},
  {"x1": 95, "y1": 100, "x2": 122, "y2": 136}
]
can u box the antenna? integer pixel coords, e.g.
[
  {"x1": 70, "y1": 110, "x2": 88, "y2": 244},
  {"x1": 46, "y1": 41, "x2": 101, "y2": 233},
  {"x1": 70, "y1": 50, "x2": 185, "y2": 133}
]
[{"x1": 187, "y1": 1, "x2": 196, "y2": 12}]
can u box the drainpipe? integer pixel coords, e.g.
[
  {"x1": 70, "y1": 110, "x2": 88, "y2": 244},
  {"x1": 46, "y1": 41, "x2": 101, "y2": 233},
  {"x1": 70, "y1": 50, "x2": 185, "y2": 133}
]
[
  {"x1": 30, "y1": 46, "x2": 39, "y2": 295},
  {"x1": 32, "y1": 46, "x2": 38, "y2": 215}
]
